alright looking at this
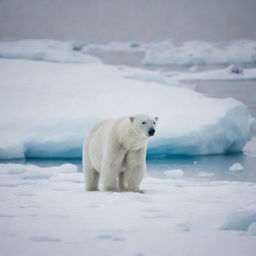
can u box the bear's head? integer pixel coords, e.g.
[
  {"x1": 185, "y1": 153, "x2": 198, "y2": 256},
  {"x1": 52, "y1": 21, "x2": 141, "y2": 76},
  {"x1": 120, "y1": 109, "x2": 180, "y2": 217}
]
[{"x1": 130, "y1": 114, "x2": 158, "y2": 138}]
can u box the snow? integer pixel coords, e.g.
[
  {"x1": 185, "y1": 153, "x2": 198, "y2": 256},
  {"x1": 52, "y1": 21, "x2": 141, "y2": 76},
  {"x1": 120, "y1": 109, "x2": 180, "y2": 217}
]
[
  {"x1": 125, "y1": 71, "x2": 176, "y2": 86},
  {"x1": 0, "y1": 58, "x2": 254, "y2": 159},
  {"x1": 0, "y1": 40, "x2": 102, "y2": 63},
  {"x1": 229, "y1": 163, "x2": 245, "y2": 172},
  {"x1": 0, "y1": 163, "x2": 77, "y2": 180},
  {"x1": 164, "y1": 169, "x2": 184, "y2": 178},
  {"x1": 143, "y1": 40, "x2": 256, "y2": 66},
  {"x1": 0, "y1": 163, "x2": 256, "y2": 256}
]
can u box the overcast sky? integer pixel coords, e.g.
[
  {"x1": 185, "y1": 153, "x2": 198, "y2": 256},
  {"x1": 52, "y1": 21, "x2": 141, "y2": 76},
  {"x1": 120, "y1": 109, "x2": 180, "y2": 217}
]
[{"x1": 1, "y1": 0, "x2": 256, "y2": 42}]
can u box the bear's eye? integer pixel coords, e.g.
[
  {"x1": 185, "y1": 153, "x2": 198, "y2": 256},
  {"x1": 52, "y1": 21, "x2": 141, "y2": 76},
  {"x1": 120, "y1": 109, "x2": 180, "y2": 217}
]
[
  {"x1": 153, "y1": 122, "x2": 156, "y2": 125},
  {"x1": 142, "y1": 121, "x2": 146, "y2": 125}
]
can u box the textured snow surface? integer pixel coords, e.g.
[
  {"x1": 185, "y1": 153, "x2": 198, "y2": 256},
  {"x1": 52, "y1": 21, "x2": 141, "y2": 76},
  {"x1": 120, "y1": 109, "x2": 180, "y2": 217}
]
[
  {"x1": 0, "y1": 58, "x2": 254, "y2": 159},
  {"x1": 0, "y1": 163, "x2": 256, "y2": 256}
]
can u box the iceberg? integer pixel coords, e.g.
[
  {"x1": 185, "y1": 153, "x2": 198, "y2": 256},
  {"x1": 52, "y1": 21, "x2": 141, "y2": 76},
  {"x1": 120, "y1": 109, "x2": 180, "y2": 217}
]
[
  {"x1": 2, "y1": 39, "x2": 256, "y2": 68},
  {"x1": 166, "y1": 65, "x2": 256, "y2": 82},
  {"x1": 143, "y1": 40, "x2": 256, "y2": 66},
  {"x1": 198, "y1": 171, "x2": 215, "y2": 178},
  {"x1": 248, "y1": 223, "x2": 256, "y2": 236},
  {"x1": 0, "y1": 58, "x2": 254, "y2": 159},
  {"x1": 220, "y1": 207, "x2": 256, "y2": 231},
  {"x1": 229, "y1": 163, "x2": 244, "y2": 172},
  {"x1": 0, "y1": 40, "x2": 102, "y2": 63},
  {"x1": 164, "y1": 169, "x2": 184, "y2": 178}
]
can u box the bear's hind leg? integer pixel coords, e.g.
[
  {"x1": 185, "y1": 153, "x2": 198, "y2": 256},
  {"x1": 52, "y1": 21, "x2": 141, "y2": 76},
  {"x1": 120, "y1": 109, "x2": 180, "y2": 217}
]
[
  {"x1": 101, "y1": 147, "x2": 126, "y2": 192},
  {"x1": 85, "y1": 167, "x2": 99, "y2": 191},
  {"x1": 101, "y1": 165, "x2": 120, "y2": 191},
  {"x1": 118, "y1": 172, "x2": 126, "y2": 191}
]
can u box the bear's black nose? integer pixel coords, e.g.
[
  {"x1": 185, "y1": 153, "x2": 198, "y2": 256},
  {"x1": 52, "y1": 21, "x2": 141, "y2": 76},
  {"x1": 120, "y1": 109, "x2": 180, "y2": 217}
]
[{"x1": 148, "y1": 128, "x2": 155, "y2": 136}]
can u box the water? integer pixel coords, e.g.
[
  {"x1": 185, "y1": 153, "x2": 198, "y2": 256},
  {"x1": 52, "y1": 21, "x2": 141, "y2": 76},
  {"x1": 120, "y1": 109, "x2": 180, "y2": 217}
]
[
  {"x1": 193, "y1": 80, "x2": 256, "y2": 116},
  {"x1": 2, "y1": 150, "x2": 255, "y2": 182}
]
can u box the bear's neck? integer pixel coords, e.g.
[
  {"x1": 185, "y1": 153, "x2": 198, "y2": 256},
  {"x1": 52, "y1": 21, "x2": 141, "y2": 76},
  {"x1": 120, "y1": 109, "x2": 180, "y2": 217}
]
[
  {"x1": 117, "y1": 118, "x2": 147, "y2": 150},
  {"x1": 123, "y1": 128, "x2": 147, "y2": 150}
]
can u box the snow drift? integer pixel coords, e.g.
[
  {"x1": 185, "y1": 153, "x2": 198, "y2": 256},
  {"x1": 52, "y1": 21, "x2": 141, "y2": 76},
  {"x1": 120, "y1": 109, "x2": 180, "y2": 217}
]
[{"x1": 0, "y1": 58, "x2": 254, "y2": 159}]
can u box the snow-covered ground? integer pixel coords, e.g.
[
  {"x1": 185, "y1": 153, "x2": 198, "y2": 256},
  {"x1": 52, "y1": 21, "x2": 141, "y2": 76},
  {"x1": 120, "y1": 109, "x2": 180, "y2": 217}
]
[
  {"x1": 0, "y1": 163, "x2": 256, "y2": 256},
  {"x1": 0, "y1": 57, "x2": 254, "y2": 159}
]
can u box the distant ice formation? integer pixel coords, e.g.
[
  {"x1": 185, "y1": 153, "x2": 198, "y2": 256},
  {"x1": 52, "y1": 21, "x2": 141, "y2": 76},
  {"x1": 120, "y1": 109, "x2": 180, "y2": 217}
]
[
  {"x1": 0, "y1": 40, "x2": 102, "y2": 63},
  {"x1": 164, "y1": 169, "x2": 184, "y2": 178},
  {"x1": 143, "y1": 40, "x2": 256, "y2": 66},
  {"x1": 1, "y1": 39, "x2": 256, "y2": 67},
  {"x1": 229, "y1": 163, "x2": 245, "y2": 172}
]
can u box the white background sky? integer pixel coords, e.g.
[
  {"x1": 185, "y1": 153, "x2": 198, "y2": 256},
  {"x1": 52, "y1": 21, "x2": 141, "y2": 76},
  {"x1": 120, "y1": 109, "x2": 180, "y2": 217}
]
[{"x1": 0, "y1": 0, "x2": 256, "y2": 42}]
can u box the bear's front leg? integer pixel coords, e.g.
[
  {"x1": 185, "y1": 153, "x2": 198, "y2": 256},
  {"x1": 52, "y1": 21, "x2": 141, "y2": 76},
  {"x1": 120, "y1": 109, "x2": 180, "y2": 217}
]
[
  {"x1": 124, "y1": 148, "x2": 146, "y2": 192},
  {"x1": 125, "y1": 164, "x2": 145, "y2": 192}
]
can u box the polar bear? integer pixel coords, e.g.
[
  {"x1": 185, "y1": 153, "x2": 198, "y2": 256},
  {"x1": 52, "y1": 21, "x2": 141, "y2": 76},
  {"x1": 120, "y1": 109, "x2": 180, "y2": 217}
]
[{"x1": 83, "y1": 114, "x2": 158, "y2": 192}]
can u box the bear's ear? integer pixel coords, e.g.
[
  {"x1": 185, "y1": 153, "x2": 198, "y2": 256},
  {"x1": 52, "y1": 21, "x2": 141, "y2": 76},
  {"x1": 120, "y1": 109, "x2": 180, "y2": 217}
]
[
  {"x1": 155, "y1": 116, "x2": 159, "y2": 122},
  {"x1": 130, "y1": 116, "x2": 135, "y2": 122}
]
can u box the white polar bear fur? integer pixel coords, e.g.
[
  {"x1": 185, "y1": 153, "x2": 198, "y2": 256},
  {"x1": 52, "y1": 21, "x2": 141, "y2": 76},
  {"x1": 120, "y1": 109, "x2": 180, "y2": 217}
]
[{"x1": 83, "y1": 114, "x2": 158, "y2": 192}]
